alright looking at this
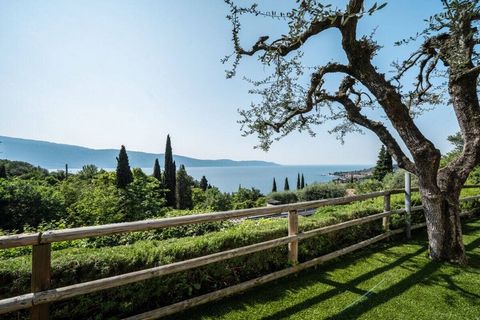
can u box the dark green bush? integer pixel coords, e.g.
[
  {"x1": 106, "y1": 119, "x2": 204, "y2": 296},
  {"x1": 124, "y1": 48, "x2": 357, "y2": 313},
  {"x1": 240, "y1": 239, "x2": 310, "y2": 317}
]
[
  {"x1": 355, "y1": 179, "x2": 384, "y2": 194},
  {"x1": 267, "y1": 191, "x2": 298, "y2": 204},
  {"x1": 0, "y1": 178, "x2": 65, "y2": 231},
  {"x1": 297, "y1": 183, "x2": 346, "y2": 201}
]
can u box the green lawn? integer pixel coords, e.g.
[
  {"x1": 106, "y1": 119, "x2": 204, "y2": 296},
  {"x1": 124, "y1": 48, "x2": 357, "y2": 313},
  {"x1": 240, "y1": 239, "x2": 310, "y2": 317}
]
[{"x1": 170, "y1": 219, "x2": 480, "y2": 320}]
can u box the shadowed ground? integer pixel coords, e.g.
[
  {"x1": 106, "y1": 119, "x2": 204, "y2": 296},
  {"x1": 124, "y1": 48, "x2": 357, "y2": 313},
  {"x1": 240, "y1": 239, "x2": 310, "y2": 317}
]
[{"x1": 169, "y1": 219, "x2": 480, "y2": 320}]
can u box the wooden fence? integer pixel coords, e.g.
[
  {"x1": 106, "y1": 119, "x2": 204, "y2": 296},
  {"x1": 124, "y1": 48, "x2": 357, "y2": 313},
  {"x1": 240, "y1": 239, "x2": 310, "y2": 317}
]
[{"x1": 1, "y1": 186, "x2": 480, "y2": 320}]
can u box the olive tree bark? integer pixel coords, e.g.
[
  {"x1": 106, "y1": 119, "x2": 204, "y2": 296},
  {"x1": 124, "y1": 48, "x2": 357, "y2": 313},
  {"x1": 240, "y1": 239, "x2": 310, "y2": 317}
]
[{"x1": 225, "y1": 0, "x2": 480, "y2": 264}]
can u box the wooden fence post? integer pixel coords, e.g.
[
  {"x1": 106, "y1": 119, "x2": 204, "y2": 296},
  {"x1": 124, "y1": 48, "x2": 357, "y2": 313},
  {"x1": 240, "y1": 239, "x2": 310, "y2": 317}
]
[
  {"x1": 288, "y1": 210, "x2": 298, "y2": 264},
  {"x1": 31, "y1": 243, "x2": 51, "y2": 320},
  {"x1": 405, "y1": 172, "x2": 412, "y2": 239},
  {"x1": 382, "y1": 193, "x2": 391, "y2": 233}
]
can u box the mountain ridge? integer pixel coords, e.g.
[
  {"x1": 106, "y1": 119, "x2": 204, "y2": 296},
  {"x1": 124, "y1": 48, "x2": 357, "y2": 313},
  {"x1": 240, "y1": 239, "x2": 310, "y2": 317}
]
[{"x1": 0, "y1": 135, "x2": 279, "y2": 169}]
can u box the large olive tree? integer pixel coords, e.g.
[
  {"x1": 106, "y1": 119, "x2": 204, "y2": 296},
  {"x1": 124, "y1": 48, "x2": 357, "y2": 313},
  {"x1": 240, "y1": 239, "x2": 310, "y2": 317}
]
[{"x1": 224, "y1": 0, "x2": 480, "y2": 264}]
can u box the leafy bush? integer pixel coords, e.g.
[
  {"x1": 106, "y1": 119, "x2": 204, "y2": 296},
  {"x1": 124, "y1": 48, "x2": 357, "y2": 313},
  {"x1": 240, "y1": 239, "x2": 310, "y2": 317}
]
[
  {"x1": 0, "y1": 159, "x2": 49, "y2": 179},
  {"x1": 232, "y1": 187, "x2": 263, "y2": 209},
  {"x1": 0, "y1": 178, "x2": 65, "y2": 231},
  {"x1": 355, "y1": 179, "x2": 384, "y2": 194},
  {"x1": 267, "y1": 191, "x2": 298, "y2": 204},
  {"x1": 382, "y1": 169, "x2": 419, "y2": 190},
  {"x1": 297, "y1": 183, "x2": 346, "y2": 201},
  {"x1": 194, "y1": 187, "x2": 232, "y2": 212}
]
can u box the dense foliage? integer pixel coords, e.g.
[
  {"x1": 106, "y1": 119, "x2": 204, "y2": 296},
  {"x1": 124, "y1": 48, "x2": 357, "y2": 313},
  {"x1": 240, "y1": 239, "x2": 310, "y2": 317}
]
[
  {"x1": 0, "y1": 158, "x2": 268, "y2": 235},
  {"x1": 267, "y1": 183, "x2": 346, "y2": 205},
  {"x1": 0, "y1": 178, "x2": 65, "y2": 231},
  {"x1": 176, "y1": 165, "x2": 193, "y2": 210},
  {"x1": 0, "y1": 164, "x2": 6, "y2": 179},
  {"x1": 297, "y1": 183, "x2": 346, "y2": 201},
  {"x1": 0, "y1": 159, "x2": 48, "y2": 178}
]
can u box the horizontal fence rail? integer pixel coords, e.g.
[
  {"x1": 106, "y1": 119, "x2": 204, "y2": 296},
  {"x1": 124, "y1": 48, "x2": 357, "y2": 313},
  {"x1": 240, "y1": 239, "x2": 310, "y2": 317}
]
[
  {"x1": 1, "y1": 186, "x2": 479, "y2": 319},
  {"x1": 0, "y1": 190, "x2": 400, "y2": 249},
  {"x1": 2, "y1": 186, "x2": 479, "y2": 250}
]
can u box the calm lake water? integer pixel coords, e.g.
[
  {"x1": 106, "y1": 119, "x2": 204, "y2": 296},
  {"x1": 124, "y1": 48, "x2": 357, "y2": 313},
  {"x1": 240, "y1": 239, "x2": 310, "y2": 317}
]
[
  {"x1": 144, "y1": 165, "x2": 370, "y2": 194},
  {"x1": 70, "y1": 165, "x2": 370, "y2": 194}
]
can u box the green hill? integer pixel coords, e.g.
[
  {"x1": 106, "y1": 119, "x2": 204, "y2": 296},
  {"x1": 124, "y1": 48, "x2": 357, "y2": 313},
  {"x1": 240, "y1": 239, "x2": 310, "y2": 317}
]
[{"x1": 0, "y1": 135, "x2": 278, "y2": 169}]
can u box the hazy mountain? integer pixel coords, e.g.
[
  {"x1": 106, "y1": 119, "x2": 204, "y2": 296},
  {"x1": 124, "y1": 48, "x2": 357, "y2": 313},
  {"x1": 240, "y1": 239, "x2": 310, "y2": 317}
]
[{"x1": 0, "y1": 136, "x2": 278, "y2": 169}]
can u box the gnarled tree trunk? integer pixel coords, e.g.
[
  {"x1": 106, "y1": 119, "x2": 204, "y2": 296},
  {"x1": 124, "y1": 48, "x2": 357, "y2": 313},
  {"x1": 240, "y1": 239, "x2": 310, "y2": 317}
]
[{"x1": 419, "y1": 181, "x2": 467, "y2": 264}]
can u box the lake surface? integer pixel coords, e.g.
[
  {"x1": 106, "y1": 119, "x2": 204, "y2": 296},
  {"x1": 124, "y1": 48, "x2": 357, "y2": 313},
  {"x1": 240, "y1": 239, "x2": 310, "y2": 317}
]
[
  {"x1": 70, "y1": 164, "x2": 370, "y2": 194},
  {"x1": 146, "y1": 165, "x2": 370, "y2": 194}
]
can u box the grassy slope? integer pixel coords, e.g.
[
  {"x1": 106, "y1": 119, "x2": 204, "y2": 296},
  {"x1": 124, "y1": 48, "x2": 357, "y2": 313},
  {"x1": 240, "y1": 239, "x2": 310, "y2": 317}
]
[{"x1": 172, "y1": 219, "x2": 480, "y2": 320}]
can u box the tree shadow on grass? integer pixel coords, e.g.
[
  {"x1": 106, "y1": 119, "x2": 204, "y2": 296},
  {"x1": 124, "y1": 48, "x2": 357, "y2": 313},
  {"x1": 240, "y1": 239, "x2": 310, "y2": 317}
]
[
  {"x1": 260, "y1": 245, "x2": 427, "y2": 320},
  {"x1": 170, "y1": 239, "x2": 428, "y2": 320},
  {"x1": 325, "y1": 229, "x2": 480, "y2": 320},
  {"x1": 171, "y1": 220, "x2": 480, "y2": 320}
]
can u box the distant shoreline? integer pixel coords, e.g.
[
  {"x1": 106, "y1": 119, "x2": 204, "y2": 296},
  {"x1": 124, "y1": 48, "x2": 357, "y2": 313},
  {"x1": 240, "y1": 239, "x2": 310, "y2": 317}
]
[{"x1": 330, "y1": 167, "x2": 374, "y2": 182}]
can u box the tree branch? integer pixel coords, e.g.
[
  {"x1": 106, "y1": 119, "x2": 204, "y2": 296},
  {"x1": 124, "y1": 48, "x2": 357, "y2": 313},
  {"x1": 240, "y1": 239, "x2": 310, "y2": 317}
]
[
  {"x1": 265, "y1": 62, "x2": 352, "y2": 131},
  {"x1": 236, "y1": 17, "x2": 342, "y2": 58},
  {"x1": 322, "y1": 77, "x2": 416, "y2": 173}
]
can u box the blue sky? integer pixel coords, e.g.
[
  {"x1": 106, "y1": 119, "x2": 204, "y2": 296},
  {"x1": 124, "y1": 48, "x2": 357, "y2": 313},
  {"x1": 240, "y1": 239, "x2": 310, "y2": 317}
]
[{"x1": 0, "y1": 0, "x2": 458, "y2": 165}]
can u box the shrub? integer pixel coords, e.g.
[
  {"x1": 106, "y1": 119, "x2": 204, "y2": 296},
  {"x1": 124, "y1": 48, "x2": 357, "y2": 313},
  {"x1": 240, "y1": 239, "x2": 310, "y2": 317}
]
[
  {"x1": 297, "y1": 183, "x2": 346, "y2": 201},
  {"x1": 232, "y1": 187, "x2": 263, "y2": 209},
  {"x1": 195, "y1": 187, "x2": 232, "y2": 212},
  {"x1": 382, "y1": 169, "x2": 419, "y2": 190},
  {"x1": 267, "y1": 191, "x2": 298, "y2": 204},
  {"x1": 355, "y1": 179, "x2": 384, "y2": 194},
  {"x1": 0, "y1": 178, "x2": 65, "y2": 231},
  {"x1": 68, "y1": 171, "x2": 167, "y2": 226}
]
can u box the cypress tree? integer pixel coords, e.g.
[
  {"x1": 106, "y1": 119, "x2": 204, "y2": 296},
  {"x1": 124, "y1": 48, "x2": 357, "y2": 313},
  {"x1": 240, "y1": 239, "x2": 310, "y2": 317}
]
[
  {"x1": 176, "y1": 165, "x2": 193, "y2": 209},
  {"x1": 373, "y1": 145, "x2": 389, "y2": 181},
  {"x1": 200, "y1": 176, "x2": 208, "y2": 191},
  {"x1": 296, "y1": 173, "x2": 301, "y2": 190},
  {"x1": 164, "y1": 135, "x2": 176, "y2": 207},
  {"x1": 272, "y1": 178, "x2": 277, "y2": 192},
  {"x1": 301, "y1": 174, "x2": 305, "y2": 189},
  {"x1": 384, "y1": 149, "x2": 393, "y2": 174},
  {"x1": 0, "y1": 164, "x2": 6, "y2": 179},
  {"x1": 153, "y1": 158, "x2": 161, "y2": 181},
  {"x1": 284, "y1": 177, "x2": 290, "y2": 191},
  {"x1": 116, "y1": 145, "x2": 133, "y2": 188}
]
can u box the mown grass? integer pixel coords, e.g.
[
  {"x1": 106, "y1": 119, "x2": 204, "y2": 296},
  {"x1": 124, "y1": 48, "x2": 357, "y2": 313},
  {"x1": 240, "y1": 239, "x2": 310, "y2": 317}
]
[{"x1": 171, "y1": 219, "x2": 480, "y2": 320}]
